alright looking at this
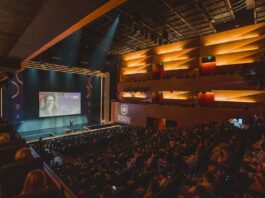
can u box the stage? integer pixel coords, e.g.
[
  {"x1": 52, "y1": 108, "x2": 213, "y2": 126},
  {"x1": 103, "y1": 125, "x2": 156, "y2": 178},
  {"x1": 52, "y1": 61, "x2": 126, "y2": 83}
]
[{"x1": 19, "y1": 122, "x2": 118, "y2": 141}]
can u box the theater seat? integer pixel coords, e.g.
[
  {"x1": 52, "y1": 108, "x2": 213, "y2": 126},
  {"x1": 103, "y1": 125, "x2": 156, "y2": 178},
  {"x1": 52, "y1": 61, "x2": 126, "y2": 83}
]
[
  {"x1": 0, "y1": 139, "x2": 26, "y2": 148},
  {"x1": 11, "y1": 187, "x2": 61, "y2": 198},
  {"x1": 0, "y1": 158, "x2": 43, "y2": 198},
  {"x1": 0, "y1": 143, "x2": 28, "y2": 166}
]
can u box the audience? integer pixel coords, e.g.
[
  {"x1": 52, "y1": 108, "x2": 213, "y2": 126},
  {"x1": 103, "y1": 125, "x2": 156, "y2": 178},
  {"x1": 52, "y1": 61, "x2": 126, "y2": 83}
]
[
  {"x1": 0, "y1": 133, "x2": 10, "y2": 143},
  {"x1": 28, "y1": 113, "x2": 265, "y2": 197},
  {"x1": 15, "y1": 147, "x2": 34, "y2": 161},
  {"x1": 20, "y1": 169, "x2": 48, "y2": 195}
]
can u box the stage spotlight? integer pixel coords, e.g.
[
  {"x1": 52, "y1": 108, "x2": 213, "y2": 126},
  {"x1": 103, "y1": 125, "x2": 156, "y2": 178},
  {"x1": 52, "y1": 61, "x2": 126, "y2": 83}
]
[{"x1": 90, "y1": 16, "x2": 120, "y2": 69}]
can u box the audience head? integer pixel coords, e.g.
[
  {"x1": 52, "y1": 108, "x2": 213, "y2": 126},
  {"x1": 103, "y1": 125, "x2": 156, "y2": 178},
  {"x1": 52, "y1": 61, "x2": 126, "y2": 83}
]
[
  {"x1": 207, "y1": 162, "x2": 218, "y2": 175},
  {"x1": 195, "y1": 185, "x2": 210, "y2": 198},
  {"x1": 0, "y1": 133, "x2": 10, "y2": 143},
  {"x1": 15, "y1": 147, "x2": 33, "y2": 161},
  {"x1": 202, "y1": 172, "x2": 215, "y2": 183},
  {"x1": 144, "y1": 178, "x2": 160, "y2": 198},
  {"x1": 21, "y1": 169, "x2": 47, "y2": 194}
]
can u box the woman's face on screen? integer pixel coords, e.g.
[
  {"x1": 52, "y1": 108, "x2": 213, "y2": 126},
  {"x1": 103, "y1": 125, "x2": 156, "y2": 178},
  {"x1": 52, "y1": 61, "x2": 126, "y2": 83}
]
[{"x1": 46, "y1": 95, "x2": 55, "y2": 109}]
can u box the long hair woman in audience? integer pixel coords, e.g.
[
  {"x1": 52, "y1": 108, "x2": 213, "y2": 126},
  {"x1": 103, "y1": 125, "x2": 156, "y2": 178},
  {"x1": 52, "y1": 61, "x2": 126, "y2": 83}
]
[{"x1": 20, "y1": 169, "x2": 48, "y2": 195}]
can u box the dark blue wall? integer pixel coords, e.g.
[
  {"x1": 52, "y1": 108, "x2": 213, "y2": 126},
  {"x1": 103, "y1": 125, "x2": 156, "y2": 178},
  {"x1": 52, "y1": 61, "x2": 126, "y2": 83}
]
[{"x1": 4, "y1": 68, "x2": 101, "y2": 132}]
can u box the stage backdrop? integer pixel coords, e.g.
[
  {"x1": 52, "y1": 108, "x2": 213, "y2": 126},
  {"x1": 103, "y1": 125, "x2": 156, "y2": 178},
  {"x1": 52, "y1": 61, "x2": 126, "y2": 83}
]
[{"x1": 3, "y1": 68, "x2": 101, "y2": 132}]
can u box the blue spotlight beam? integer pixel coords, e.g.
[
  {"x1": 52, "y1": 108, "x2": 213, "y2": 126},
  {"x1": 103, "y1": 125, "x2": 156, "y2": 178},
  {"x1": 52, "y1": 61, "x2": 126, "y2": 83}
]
[{"x1": 90, "y1": 16, "x2": 120, "y2": 70}]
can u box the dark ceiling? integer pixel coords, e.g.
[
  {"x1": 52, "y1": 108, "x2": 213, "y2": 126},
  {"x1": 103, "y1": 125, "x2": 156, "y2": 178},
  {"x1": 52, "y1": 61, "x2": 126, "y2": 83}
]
[
  {"x1": 1, "y1": 0, "x2": 265, "y2": 75},
  {"x1": 0, "y1": 0, "x2": 109, "y2": 80},
  {"x1": 0, "y1": 0, "x2": 47, "y2": 57},
  {"x1": 83, "y1": 0, "x2": 265, "y2": 55},
  {"x1": 0, "y1": 0, "x2": 46, "y2": 80},
  {"x1": 35, "y1": 0, "x2": 265, "y2": 69}
]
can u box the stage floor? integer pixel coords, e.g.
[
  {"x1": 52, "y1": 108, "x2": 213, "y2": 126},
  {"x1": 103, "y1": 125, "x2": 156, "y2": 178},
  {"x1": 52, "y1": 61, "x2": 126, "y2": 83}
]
[{"x1": 19, "y1": 122, "x2": 116, "y2": 141}]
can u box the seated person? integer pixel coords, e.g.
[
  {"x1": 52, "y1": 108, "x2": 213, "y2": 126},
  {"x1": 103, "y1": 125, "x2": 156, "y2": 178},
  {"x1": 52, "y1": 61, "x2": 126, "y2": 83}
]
[
  {"x1": 144, "y1": 178, "x2": 160, "y2": 198},
  {"x1": 15, "y1": 147, "x2": 34, "y2": 161},
  {"x1": 20, "y1": 169, "x2": 48, "y2": 195}
]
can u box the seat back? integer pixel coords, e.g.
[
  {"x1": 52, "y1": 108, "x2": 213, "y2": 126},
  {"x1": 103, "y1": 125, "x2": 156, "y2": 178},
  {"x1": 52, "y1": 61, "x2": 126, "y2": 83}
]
[
  {"x1": 0, "y1": 158, "x2": 43, "y2": 198},
  {"x1": 0, "y1": 139, "x2": 26, "y2": 148},
  {"x1": 11, "y1": 187, "x2": 61, "y2": 198},
  {"x1": 0, "y1": 143, "x2": 28, "y2": 166}
]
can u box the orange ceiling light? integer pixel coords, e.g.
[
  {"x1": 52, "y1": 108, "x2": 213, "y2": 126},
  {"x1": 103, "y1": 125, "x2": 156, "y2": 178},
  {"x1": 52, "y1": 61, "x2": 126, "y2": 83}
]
[
  {"x1": 158, "y1": 48, "x2": 195, "y2": 62},
  {"x1": 122, "y1": 92, "x2": 147, "y2": 98},
  {"x1": 216, "y1": 46, "x2": 259, "y2": 55},
  {"x1": 122, "y1": 49, "x2": 150, "y2": 61},
  {"x1": 162, "y1": 91, "x2": 189, "y2": 100},
  {"x1": 124, "y1": 57, "x2": 149, "y2": 67},
  {"x1": 133, "y1": 92, "x2": 147, "y2": 98},
  {"x1": 212, "y1": 90, "x2": 265, "y2": 103},
  {"x1": 216, "y1": 55, "x2": 255, "y2": 66},
  {"x1": 164, "y1": 65, "x2": 189, "y2": 71},
  {"x1": 154, "y1": 38, "x2": 198, "y2": 54},
  {"x1": 163, "y1": 58, "x2": 194, "y2": 71},
  {"x1": 155, "y1": 47, "x2": 183, "y2": 55},
  {"x1": 215, "y1": 49, "x2": 261, "y2": 66},
  {"x1": 122, "y1": 92, "x2": 133, "y2": 97},
  {"x1": 122, "y1": 64, "x2": 149, "y2": 74},
  {"x1": 201, "y1": 22, "x2": 265, "y2": 47},
  {"x1": 204, "y1": 34, "x2": 259, "y2": 46},
  {"x1": 22, "y1": 0, "x2": 127, "y2": 65},
  {"x1": 161, "y1": 56, "x2": 189, "y2": 62},
  {"x1": 154, "y1": 41, "x2": 183, "y2": 54},
  {"x1": 125, "y1": 63, "x2": 147, "y2": 68},
  {"x1": 123, "y1": 68, "x2": 148, "y2": 75}
]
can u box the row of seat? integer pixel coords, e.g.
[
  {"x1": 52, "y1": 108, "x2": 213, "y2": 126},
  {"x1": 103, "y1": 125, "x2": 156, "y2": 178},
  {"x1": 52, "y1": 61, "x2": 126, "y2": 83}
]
[{"x1": 0, "y1": 133, "x2": 62, "y2": 198}]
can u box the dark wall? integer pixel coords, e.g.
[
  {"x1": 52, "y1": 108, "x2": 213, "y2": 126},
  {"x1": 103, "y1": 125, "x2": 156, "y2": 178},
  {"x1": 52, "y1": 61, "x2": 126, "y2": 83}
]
[{"x1": 3, "y1": 68, "x2": 101, "y2": 132}]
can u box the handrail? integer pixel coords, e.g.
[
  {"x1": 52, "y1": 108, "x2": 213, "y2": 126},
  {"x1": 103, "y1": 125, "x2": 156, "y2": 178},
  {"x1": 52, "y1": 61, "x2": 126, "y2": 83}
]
[
  {"x1": 31, "y1": 148, "x2": 76, "y2": 198},
  {"x1": 22, "y1": 132, "x2": 54, "y2": 138},
  {"x1": 27, "y1": 124, "x2": 121, "y2": 143}
]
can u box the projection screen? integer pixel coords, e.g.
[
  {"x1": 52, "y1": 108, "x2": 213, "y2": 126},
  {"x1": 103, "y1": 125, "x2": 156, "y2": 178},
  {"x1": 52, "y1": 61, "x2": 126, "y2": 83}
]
[{"x1": 39, "y1": 92, "x2": 81, "y2": 117}]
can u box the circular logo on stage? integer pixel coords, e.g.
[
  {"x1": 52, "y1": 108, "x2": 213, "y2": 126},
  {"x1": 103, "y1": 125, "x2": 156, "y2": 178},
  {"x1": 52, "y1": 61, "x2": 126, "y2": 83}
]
[{"x1": 121, "y1": 104, "x2": 128, "y2": 115}]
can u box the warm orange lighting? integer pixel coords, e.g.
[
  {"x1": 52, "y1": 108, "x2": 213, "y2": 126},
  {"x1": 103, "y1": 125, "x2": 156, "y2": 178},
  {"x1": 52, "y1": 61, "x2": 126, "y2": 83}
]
[
  {"x1": 154, "y1": 38, "x2": 199, "y2": 54},
  {"x1": 215, "y1": 98, "x2": 256, "y2": 103},
  {"x1": 162, "y1": 91, "x2": 189, "y2": 100},
  {"x1": 124, "y1": 56, "x2": 150, "y2": 67},
  {"x1": 204, "y1": 34, "x2": 260, "y2": 46},
  {"x1": 123, "y1": 70, "x2": 147, "y2": 75},
  {"x1": 162, "y1": 56, "x2": 189, "y2": 62},
  {"x1": 133, "y1": 92, "x2": 147, "y2": 98},
  {"x1": 157, "y1": 48, "x2": 195, "y2": 62},
  {"x1": 122, "y1": 64, "x2": 149, "y2": 75},
  {"x1": 126, "y1": 63, "x2": 147, "y2": 67},
  {"x1": 154, "y1": 41, "x2": 184, "y2": 54},
  {"x1": 217, "y1": 59, "x2": 255, "y2": 66},
  {"x1": 122, "y1": 92, "x2": 132, "y2": 97},
  {"x1": 163, "y1": 59, "x2": 192, "y2": 71},
  {"x1": 213, "y1": 90, "x2": 265, "y2": 103},
  {"x1": 123, "y1": 55, "x2": 147, "y2": 61},
  {"x1": 122, "y1": 92, "x2": 147, "y2": 98},
  {"x1": 122, "y1": 49, "x2": 149, "y2": 61},
  {"x1": 155, "y1": 47, "x2": 183, "y2": 55},
  {"x1": 164, "y1": 66, "x2": 189, "y2": 71},
  {"x1": 216, "y1": 47, "x2": 259, "y2": 55}
]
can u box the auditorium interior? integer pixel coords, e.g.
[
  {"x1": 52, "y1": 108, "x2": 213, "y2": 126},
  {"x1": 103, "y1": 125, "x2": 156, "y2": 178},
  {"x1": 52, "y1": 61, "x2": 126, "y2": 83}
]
[{"x1": 0, "y1": 0, "x2": 265, "y2": 197}]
